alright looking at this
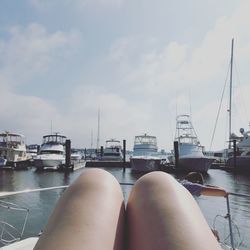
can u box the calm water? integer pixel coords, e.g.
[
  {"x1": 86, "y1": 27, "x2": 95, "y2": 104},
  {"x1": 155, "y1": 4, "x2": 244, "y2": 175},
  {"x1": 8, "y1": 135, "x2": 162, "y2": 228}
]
[{"x1": 0, "y1": 167, "x2": 250, "y2": 249}]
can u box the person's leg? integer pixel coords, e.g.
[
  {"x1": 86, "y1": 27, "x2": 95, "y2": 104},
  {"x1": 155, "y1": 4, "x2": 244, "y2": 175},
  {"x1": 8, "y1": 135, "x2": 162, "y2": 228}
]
[
  {"x1": 127, "y1": 171, "x2": 221, "y2": 250},
  {"x1": 34, "y1": 168, "x2": 125, "y2": 250}
]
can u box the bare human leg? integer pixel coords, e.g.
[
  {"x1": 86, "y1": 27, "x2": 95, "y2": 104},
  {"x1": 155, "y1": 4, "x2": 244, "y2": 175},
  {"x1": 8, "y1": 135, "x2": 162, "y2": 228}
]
[
  {"x1": 34, "y1": 168, "x2": 125, "y2": 250},
  {"x1": 127, "y1": 171, "x2": 222, "y2": 250}
]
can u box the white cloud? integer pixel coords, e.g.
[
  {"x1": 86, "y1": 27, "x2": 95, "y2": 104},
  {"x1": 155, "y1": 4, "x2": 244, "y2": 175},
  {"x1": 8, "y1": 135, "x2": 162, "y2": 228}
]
[
  {"x1": 2, "y1": 1, "x2": 250, "y2": 151},
  {"x1": 0, "y1": 89, "x2": 62, "y2": 144},
  {"x1": 0, "y1": 23, "x2": 81, "y2": 88},
  {"x1": 28, "y1": 0, "x2": 124, "y2": 10}
]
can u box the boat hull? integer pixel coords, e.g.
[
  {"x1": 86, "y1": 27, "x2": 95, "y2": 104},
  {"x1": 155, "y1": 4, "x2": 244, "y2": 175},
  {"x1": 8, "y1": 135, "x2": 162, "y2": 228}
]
[
  {"x1": 178, "y1": 157, "x2": 214, "y2": 173},
  {"x1": 0, "y1": 157, "x2": 7, "y2": 167},
  {"x1": 226, "y1": 156, "x2": 250, "y2": 171},
  {"x1": 101, "y1": 156, "x2": 123, "y2": 161},
  {"x1": 33, "y1": 155, "x2": 65, "y2": 170},
  {"x1": 130, "y1": 157, "x2": 161, "y2": 172}
]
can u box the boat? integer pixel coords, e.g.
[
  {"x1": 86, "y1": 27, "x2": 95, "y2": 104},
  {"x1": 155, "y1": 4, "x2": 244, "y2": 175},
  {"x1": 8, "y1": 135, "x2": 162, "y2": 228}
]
[
  {"x1": 210, "y1": 39, "x2": 250, "y2": 171},
  {"x1": 130, "y1": 134, "x2": 162, "y2": 172},
  {"x1": 26, "y1": 144, "x2": 39, "y2": 160},
  {"x1": 0, "y1": 132, "x2": 30, "y2": 169},
  {"x1": 101, "y1": 139, "x2": 123, "y2": 161},
  {"x1": 0, "y1": 157, "x2": 7, "y2": 167},
  {"x1": 71, "y1": 149, "x2": 83, "y2": 161},
  {"x1": 226, "y1": 128, "x2": 250, "y2": 170},
  {"x1": 33, "y1": 133, "x2": 66, "y2": 170},
  {"x1": 175, "y1": 115, "x2": 214, "y2": 172}
]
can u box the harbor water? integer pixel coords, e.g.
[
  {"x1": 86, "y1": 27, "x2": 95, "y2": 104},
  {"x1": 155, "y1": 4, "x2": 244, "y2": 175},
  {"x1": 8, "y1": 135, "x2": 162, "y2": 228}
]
[{"x1": 0, "y1": 166, "x2": 250, "y2": 249}]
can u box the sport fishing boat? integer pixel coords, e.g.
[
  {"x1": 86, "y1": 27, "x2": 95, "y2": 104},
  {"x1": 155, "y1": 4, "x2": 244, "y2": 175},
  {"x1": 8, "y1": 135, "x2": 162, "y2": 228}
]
[
  {"x1": 33, "y1": 133, "x2": 66, "y2": 170},
  {"x1": 130, "y1": 133, "x2": 161, "y2": 172},
  {"x1": 101, "y1": 139, "x2": 123, "y2": 161},
  {"x1": 0, "y1": 132, "x2": 30, "y2": 168},
  {"x1": 175, "y1": 115, "x2": 214, "y2": 172}
]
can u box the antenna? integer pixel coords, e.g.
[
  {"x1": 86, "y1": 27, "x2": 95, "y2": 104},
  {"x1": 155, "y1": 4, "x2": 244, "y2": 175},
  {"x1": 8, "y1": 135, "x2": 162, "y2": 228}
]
[
  {"x1": 188, "y1": 90, "x2": 192, "y2": 116},
  {"x1": 91, "y1": 129, "x2": 93, "y2": 149}
]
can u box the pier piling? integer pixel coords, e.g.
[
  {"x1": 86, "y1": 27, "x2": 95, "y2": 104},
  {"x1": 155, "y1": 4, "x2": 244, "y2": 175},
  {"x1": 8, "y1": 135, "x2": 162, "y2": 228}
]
[
  {"x1": 233, "y1": 139, "x2": 237, "y2": 169},
  {"x1": 100, "y1": 146, "x2": 103, "y2": 159},
  {"x1": 174, "y1": 141, "x2": 179, "y2": 168},
  {"x1": 123, "y1": 139, "x2": 126, "y2": 172},
  {"x1": 65, "y1": 139, "x2": 71, "y2": 169}
]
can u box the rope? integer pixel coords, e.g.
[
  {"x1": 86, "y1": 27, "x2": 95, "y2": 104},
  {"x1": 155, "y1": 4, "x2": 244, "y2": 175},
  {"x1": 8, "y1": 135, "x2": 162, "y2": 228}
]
[{"x1": 209, "y1": 62, "x2": 230, "y2": 151}]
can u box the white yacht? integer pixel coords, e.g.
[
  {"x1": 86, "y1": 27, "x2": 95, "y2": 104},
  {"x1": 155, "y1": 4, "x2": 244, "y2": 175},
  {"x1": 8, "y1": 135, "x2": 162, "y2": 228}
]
[
  {"x1": 71, "y1": 149, "x2": 83, "y2": 161},
  {"x1": 33, "y1": 133, "x2": 66, "y2": 170},
  {"x1": 226, "y1": 128, "x2": 250, "y2": 170},
  {"x1": 101, "y1": 139, "x2": 123, "y2": 161},
  {"x1": 0, "y1": 132, "x2": 30, "y2": 168},
  {"x1": 175, "y1": 115, "x2": 214, "y2": 172},
  {"x1": 130, "y1": 134, "x2": 161, "y2": 172},
  {"x1": 26, "y1": 144, "x2": 39, "y2": 159}
]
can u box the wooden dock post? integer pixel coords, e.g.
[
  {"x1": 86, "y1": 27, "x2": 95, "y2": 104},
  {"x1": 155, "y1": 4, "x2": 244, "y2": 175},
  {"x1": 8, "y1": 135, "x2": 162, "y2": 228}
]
[
  {"x1": 174, "y1": 141, "x2": 179, "y2": 168},
  {"x1": 100, "y1": 146, "x2": 103, "y2": 159},
  {"x1": 84, "y1": 148, "x2": 87, "y2": 159},
  {"x1": 37, "y1": 145, "x2": 40, "y2": 154},
  {"x1": 233, "y1": 139, "x2": 237, "y2": 169},
  {"x1": 123, "y1": 139, "x2": 126, "y2": 172},
  {"x1": 65, "y1": 139, "x2": 71, "y2": 169}
]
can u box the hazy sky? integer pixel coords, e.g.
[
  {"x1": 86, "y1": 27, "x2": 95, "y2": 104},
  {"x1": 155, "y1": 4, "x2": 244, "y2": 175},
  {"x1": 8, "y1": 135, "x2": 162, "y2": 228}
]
[{"x1": 1, "y1": 0, "x2": 250, "y2": 151}]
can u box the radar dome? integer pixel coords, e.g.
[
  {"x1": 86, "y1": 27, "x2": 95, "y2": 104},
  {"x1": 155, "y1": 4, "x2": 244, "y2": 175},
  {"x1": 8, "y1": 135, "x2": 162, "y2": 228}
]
[{"x1": 240, "y1": 128, "x2": 244, "y2": 134}]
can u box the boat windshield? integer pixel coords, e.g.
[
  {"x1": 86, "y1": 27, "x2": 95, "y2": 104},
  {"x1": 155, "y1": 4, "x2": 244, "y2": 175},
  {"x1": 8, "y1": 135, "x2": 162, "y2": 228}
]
[
  {"x1": 134, "y1": 135, "x2": 157, "y2": 146},
  {"x1": 105, "y1": 140, "x2": 121, "y2": 148},
  {"x1": 43, "y1": 135, "x2": 66, "y2": 144},
  {"x1": 0, "y1": 134, "x2": 24, "y2": 145},
  {"x1": 40, "y1": 150, "x2": 64, "y2": 155}
]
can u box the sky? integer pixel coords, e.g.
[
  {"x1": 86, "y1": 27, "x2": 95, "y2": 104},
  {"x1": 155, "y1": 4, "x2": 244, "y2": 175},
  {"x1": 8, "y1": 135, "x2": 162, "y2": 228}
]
[{"x1": 1, "y1": 0, "x2": 250, "y2": 151}]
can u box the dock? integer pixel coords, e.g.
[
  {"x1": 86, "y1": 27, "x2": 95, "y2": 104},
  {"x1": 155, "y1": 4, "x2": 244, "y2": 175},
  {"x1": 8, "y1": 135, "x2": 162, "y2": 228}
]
[
  {"x1": 86, "y1": 161, "x2": 130, "y2": 168},
  {"x1": 57, "y1": 160, "x2": 86, "y2": 172}
]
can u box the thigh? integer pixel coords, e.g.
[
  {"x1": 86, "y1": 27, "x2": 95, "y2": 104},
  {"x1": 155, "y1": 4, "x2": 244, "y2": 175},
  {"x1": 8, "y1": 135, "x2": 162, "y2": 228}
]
[
  {"x1": 126, "y1": 171, "x2": 221, "y2": 250},
  {"x1": 34, "y1": 168, "x2": 125, "y2": 250}
]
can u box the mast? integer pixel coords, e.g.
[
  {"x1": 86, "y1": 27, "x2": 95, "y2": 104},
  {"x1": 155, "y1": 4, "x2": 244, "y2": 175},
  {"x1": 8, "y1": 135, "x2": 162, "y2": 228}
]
[
  {"x1": 91, "y1": 129, "x2": 93, "y2": 149},
  {"x1": 229, "y1": 38, "x2": 234, "y2": 149},
  {"x1": 96, "y1": 108, "x2": 100, "y2": 149}
]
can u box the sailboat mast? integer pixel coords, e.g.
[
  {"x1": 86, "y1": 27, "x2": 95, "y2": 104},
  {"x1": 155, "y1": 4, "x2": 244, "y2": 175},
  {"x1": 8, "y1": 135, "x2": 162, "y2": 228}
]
[
  {"x1": 91, "y1": 129, "x2": 93, "y2": 149},
  {"x1": 96, "y1": 108, "x2": 100, "y2": 149},
  {"x1": 229, "y1": 38, "x2": 234, "y2": 149}
]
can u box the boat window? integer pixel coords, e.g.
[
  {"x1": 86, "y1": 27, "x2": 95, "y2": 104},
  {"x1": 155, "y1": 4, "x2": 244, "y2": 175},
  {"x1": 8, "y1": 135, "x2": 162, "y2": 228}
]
[
  {"x1": 41, "y1": 150, "x2": 63, "y2": 155},
  {"x1": 103, "y1": 152, "x2": 121, "y2": 156}
]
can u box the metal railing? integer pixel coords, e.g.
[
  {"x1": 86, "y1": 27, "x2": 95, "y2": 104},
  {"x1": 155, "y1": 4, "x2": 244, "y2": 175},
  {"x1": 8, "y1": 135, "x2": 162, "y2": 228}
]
[{"x1": 0, "y1": 200, "x2": 29, "y2": 246}]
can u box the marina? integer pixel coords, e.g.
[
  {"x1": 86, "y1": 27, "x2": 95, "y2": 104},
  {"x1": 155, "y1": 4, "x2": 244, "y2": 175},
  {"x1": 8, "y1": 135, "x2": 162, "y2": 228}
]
[{"x1": 1, "y1": 1, "x2": 250, "y2": 249}]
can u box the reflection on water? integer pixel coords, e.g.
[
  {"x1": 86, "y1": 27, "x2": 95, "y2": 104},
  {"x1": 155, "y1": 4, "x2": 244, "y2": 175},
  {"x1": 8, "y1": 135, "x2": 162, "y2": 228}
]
[{"x1": 0, "y1": 167, "x2": 250, "y2": 249}]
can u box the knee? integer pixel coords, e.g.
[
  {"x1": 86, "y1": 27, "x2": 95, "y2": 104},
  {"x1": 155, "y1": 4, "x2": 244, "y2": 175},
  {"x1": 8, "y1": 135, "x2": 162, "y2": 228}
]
[
  {"x1": 134, "y1": 171, "x2": 178, "y2": 192},
  {"x1": 129, "y1": 171, "x2": 186, "y2": 204},
  {"x1": 68, "y1": 168, "x2": 122, "y2": 197}
]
